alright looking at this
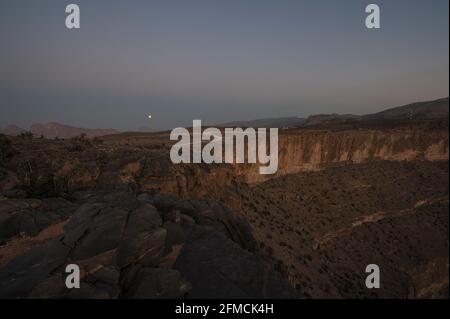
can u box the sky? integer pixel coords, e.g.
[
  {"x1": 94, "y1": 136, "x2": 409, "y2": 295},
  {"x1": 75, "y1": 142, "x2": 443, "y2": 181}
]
[{"x1": 0, "y1": 0, "x2": 448, "y2": 131}]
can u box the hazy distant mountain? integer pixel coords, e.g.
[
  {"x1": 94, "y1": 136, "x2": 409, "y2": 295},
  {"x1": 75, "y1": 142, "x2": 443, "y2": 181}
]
[
  {"x1": 363, "y1": 97, "x2": 449, "y2": 121},
  {"x1": 219, "y1": 117, "x2": 305, "y2": 128},
  {"x1": 303, "y1": 97, "x2": 449, "y2": 127},
  {"x1": 216, "y1": 98, "x2": 448, "y2": 129},
  {"x1": 29, "y1": 123, "x2": 119, "y2": 139},
  {"x1": 1, "y1": 125, "x2": 27, "y2": 136},
  {"x1": 304, "y1": 114, "x2": 360, "y2": 126},
  {"x1": 2, "y1": 122, "x2": 119, "y2": 138},
  {"x1": 138, "y1": 126, "x2": 155, "y2": 133},
  {"x1": 2, "y1": 98, "x2": 448, "y2": 137}
]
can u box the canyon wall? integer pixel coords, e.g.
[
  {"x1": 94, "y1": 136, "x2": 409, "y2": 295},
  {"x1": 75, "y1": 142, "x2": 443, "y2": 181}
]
[
  {"x1": 2, "y1": 124, "x2": 448, "y2": 202},
  {"x1": 240, "y1": 127, "x2": 449, "y2": 183}
]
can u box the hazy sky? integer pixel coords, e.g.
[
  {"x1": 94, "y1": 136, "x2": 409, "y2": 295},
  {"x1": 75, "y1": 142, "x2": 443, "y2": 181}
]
[{"x1": 0, "y1": 0, "x2": 448, "y2": 131}]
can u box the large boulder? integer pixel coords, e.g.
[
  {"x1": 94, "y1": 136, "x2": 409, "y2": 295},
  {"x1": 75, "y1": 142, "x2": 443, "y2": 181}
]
[
  {"x1": 174, "y1": 225, "x2": 298, "y2": 299},
  {"x1": 0, "y1": 193, "x2": 297, "y2": 299}
]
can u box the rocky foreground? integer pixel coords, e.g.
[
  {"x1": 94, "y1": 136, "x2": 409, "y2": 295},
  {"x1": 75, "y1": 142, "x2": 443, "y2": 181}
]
[{"x1": 0, "y1": 192, "x2": 296, "y2": 298}]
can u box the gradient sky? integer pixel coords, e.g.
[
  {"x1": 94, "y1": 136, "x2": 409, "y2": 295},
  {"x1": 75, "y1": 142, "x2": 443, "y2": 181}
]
[{"x1": 0, "y1": 0, "x2": 448, "y2": 131}]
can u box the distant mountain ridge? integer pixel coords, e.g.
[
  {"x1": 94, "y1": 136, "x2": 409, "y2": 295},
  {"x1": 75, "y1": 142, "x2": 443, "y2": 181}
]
[
  {"x1": 304, "y1": 97, "x2": 449, "y2": 126},
  {"x1": 2, "y1": 97, "x2": 448, "y2": 136},
  {"x1": 1, "y1": 122, "x2": 118, "y2": 139},
  {"x1": 304, "y1": 114, "x2": 360, "y2": 126},
  {"x1": 219, "y1": 117, "x2": 306, "y2": 128},
  {"x1": 363, "y1": 97, "x2": 449, "y2": 121},
  {"x1": 219, "y1": 97, "x2": 449, "y2": 129}
]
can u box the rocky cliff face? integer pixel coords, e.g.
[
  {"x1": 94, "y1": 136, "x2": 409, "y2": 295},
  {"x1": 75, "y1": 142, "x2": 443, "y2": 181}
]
[
  {"x1": 240, "y1": 125, "x2": 449, "y2": 182},
  {"x1": 1, "y1": 123, "x2": 448, "y2": 206}
]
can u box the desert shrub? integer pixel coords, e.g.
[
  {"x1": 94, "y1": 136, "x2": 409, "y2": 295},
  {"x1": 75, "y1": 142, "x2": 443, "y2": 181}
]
[
  {"x1": 16, "y1": 159, "x2": 56, "y2": 197},
  {"x1": 67, "y1": 134, "x2": 93, "y2": 152},
  {"x1": 0, "y1": 134, "x2": 13, "y2": 161},
  {"x1": 92, "y1": 137, "x2": 104, "y2": 145},
  {"x1": 18, "y1": 131, "x2": 33, "y2": 140}
]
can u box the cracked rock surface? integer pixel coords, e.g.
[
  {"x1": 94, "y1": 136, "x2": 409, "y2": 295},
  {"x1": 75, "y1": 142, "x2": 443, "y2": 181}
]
[{"x1": 0, "y1": 192, "x2": 297, "y2": 299}]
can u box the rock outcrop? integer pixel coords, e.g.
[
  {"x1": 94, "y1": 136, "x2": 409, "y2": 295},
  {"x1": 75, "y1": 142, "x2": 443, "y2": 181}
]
[
  {"x1": 0, "y1": 193, "x2": 297, "y2": 299},
  {"x1": 1, "y1": 125, "x2": 27, "y2": 137}
]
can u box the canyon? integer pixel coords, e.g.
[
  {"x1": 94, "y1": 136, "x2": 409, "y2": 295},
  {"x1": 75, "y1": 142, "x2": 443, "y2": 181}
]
[{"x1": 0, "y1": 99, "x2": 448, "y2": 299}]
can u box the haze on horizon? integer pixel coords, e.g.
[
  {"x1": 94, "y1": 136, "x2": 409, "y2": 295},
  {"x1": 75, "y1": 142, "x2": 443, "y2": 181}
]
[{"x1": 0, "y1": 0, "x2": 448, "y2": 131}]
